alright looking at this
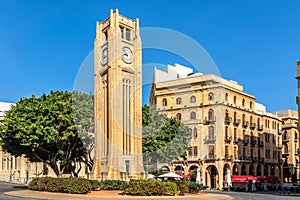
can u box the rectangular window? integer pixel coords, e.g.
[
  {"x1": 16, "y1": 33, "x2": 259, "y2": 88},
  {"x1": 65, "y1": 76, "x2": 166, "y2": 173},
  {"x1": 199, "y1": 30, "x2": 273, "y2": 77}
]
[
  {"x1": 126, "y1": 29, "x2": 131, "y2": 41},
  {"x1": 120, "y1": 26, "x2": 124, "y2": 39},
  {"x1": 104, "y1": 30, "x2": 108, "y2": 41},
  {"x1": 225, "y1": 146, "x2": 229, "y2": 158}
]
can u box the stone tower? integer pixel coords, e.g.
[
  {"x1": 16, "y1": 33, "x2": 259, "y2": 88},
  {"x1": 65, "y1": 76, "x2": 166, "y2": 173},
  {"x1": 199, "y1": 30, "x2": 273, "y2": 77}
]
[{"x1": 93, "y1": 9, "x2": 144, "y2": 180}]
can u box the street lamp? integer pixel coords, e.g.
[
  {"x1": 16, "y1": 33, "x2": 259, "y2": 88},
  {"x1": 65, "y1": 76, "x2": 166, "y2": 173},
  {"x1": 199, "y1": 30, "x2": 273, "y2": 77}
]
[{"x1": 5, "y1": 156, "x2": 12, "y2": 182}]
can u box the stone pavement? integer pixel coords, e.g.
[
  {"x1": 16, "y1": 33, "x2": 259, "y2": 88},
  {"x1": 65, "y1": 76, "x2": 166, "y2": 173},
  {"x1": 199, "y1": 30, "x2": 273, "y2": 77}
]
[{"x1": 4, "y1": 190, "x2": 233, "y2": 200}]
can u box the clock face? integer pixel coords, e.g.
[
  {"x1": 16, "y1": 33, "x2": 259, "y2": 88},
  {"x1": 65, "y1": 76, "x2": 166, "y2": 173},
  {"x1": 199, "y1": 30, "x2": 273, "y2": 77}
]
[
  {"x1": 122, "y1": 47, "x2": 133, "y2": 63},
  {"x1": 101, "y1": 48, "x2": 108, "y2": 65}
]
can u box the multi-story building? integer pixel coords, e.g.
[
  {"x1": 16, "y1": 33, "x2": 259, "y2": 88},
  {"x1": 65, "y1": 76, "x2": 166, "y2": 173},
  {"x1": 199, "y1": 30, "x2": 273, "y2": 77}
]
[
  {"x1": 275, "y1": 110, "x2": 299, "y2": 182},
  {"x1": 150, "y1": 64, "x2": 283, "y2": 189}
]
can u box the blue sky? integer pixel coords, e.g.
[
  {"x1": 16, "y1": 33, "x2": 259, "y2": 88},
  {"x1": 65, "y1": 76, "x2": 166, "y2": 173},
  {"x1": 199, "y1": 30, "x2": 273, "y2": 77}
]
[{"x1": 0, "y1": 0, "x2": 299, "y2": 112}]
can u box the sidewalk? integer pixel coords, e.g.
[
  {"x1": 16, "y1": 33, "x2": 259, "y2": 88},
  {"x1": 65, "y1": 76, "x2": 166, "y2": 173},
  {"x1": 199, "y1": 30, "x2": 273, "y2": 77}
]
[{"x1": 4, "y1": 190, "x2": 233, "y2": 200}]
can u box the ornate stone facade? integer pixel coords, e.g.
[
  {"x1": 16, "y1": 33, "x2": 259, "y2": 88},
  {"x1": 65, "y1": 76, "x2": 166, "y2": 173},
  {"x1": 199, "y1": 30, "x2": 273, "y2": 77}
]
[{"x1": 150, "y1": 64, "x2": 284, "y2": 189}]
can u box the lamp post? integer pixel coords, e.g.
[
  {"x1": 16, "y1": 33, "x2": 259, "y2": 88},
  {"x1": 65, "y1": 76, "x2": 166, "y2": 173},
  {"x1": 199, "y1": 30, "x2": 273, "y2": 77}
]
[{"x1": 5, "y1": 156, "x2": 12, "y2": 182}]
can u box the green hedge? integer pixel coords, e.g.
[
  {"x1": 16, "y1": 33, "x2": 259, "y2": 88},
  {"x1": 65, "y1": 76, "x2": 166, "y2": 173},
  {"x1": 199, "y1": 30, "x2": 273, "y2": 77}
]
[
  {"x1": 28, "y1": 177, "x2": 91, "y2": 194},
  {"x1": 189, "y1": 182, "x2": 202, "y2": 193},
  {"x1": 125, "y1": 180, "x2": 177, "y2": 196}
]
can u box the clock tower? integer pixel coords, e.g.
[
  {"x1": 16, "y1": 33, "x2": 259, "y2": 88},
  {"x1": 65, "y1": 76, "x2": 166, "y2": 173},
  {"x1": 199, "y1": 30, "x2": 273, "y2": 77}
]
[{"x1": 93, "y1": 9, "x2": 144, "y2": 180}]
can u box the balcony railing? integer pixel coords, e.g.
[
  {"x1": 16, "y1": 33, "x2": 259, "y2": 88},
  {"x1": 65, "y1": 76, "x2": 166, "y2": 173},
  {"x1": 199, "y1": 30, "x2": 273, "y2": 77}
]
[
  {"x1": 224, "y1": 117, "x2": 232, "y2": 125},
  {"x1": 242, "y1": 121, "x2": 249, "y2": 128},
  {"x1": 243, "y1": 138, "x2": 249, "y2": 145},
  {"x1": 250, "y1": 123, "x2": 256, "y2": 130},
  {"x1": 233, "y1": 119, "x2": 241, "y2": 126},
  {"x1": 258, "y1": 157, "x2": 265, "y2": 163},
  {"x1": 233, "y1": 137, "x2": 240, "y2": 144},
  {"x1": 205, "y1": 154, "x2": 217, "y2": 160},
  {"x1": 238, "y1": 155, "x2": 251, "y2": 161},
  {"x1": 257, "y1": 141, "x2": 264, "y2": 147},
  {"x1": 282, "y1": 137, "x2": 290, "y2": 143},
  {"x1": 224, "y1": 155, "x2": 233, "y2": 161},
  {"x1": 204, "y1": 116, "x2": 216, "y2": 125},
  {"x1": 252, "y1": 157, "x2": 258, "y2": 162},
  {"x1": 257, "y1": 125, "x2": 263, "y2": 131},
  {"x1": 282, "y1": 151, "x2": 290, "y2": 156},
  {"x1": 224, "y1": 136, "x2": 232, "y2": 143},
  {"x1": 203, "y1": 136, "x2": 216, "y2": 144}
]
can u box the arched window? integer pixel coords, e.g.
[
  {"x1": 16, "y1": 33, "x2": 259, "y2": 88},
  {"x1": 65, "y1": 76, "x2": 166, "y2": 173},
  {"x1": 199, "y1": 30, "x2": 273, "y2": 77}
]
[
  {"x1": 208, "y1": 109, "x2": 214, "y2": 120},
  {"x1": 234, "y1": 112, "x2": 237, "y2": 120},
  {"x1": 193, "y1": 128, "x2": 198, "y2": 138},
  {"x1": 250, "y1": 116, "x2": 253, "y2": 124},
  {"x1": 257, "y1": 118, "x2": 260, "y2": 126},
  {"x1": 234, "y1": 128, "x2": 237, "y2": 140},
  {"x1": 242, "y1": 99, "x2": 245, "y2": 107},
  {"x1": 209, "y1": 126, "x2": 214, "y2": 140},
  {"x1": 162, "y1": 98, "x2": 167, "y2": 106},
  {"x1": 250, "y1": 101, "x2": 253, "y2": 109},
  {"x1": 225, "y1": 109, "x2": 229, "y2": 119},
  {"x1": 190, "y1": 95, "x2": 196, "y2": 103},
  {"x1": 176, "y1": 97, "x2": 182, "y2": 105},
  {"x1": 190, "y1": 111, "x2": 196, "y2": 120},
  {"x1": 242, "y1": 114, "x2": 246, "y2": 123},
  {"x1": 225, "y1": 93, "x2": 228, "y2": 102},
  {"x1": 233, "y1": 96, "x2": 237, "y2": 104},
  {"x1": 265, "y1": 119, "x2": 267, "y2": 127},
  {"x1": 295, "y1": 132, "x2": 298, "y2": 140},
  {"x1": 176, "y1": 113, "x2": 182, "y2": 121},
  {"x1": 208, "y1": 92, "x2": 214, "y2": 101}
]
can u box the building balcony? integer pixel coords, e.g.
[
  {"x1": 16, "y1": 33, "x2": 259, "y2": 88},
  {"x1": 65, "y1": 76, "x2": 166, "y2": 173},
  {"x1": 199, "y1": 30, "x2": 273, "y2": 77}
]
[
  {"x1": 205, "y1": 154, "x2": 217, "y2": 161},
  {"x1": 243, "y1": 138, "x2": 249, "y2": 145},
  {"x1": 224, "y1": 136, "x2": 232, "y2": 144},
  {"x1": 242, "y1": 121, "x2": 249, "y2": 128},
  {"x1": 252, "y1": 157, "x2": 258, "y2": 162},
  {"x1": 224, "y1": 117, "x2": 232, "y2": 125},
  {"x1": 203, "y1": 136, "x2": 216, "y2": 144},
  {"x1": 224, "y1": 155, "x2": 233, "y2": 161},
  {"x1": 238, "y1": 155, "x2": 251, "y2": 161},
  {"x1": 204, "y1": 116, "x2": 216, "y2": 125},
  {"x1": 233, "y1": 119, "x2": 241, "y2": 126},
  {"x1": 282, "y1": 137, "x2": 290, "y2": 143},
  {"x1": 257, "y1": 141, "x2": 264, "y2": 147},
  {"x1": 258, "y1": 157, "x2": 265, "y2": 163},
  {"x1": 233, "y1": 137, "x2": 240, "y2": 144},
  {"x1": 257, "y1": 125, "x2": 263, "y2": 131},
  {"x1": 250, "y1": 123, "x2": 256, "y2": 130},
  {"x1": 282, "y1": 151, "x2": 290, "y2": 157}
]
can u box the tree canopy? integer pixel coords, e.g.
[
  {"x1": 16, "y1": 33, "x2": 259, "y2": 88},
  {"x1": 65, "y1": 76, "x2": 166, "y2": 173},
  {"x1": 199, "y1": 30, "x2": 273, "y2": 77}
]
[
  {"x1": 142, "y1": 105, "x2": 191, "y2": 166},
  {"x1": 0, "y1": 91, "x2": 94, "y2": 177}
]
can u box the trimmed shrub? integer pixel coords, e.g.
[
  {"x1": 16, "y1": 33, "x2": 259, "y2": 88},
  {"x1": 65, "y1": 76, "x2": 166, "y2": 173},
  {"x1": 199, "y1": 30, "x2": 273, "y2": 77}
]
[
  {"x1": 175, "y1": 180, "x2": 190, "y2": 196},
  {"x1": 89, "y1": 179, "x2": 101, "y2": 190},
  {"x1": 189, "y1": 182, "x2": 202, "y2": 193},
  {"x1": 125, "y1": 180, "x2": 177, "y2": 196},
  {"x1": 100, "y1": 180, "x2": 127, "y2": 190},
  {"x1": 28, "y1": 177, "x2": 91, "y2": 194}
]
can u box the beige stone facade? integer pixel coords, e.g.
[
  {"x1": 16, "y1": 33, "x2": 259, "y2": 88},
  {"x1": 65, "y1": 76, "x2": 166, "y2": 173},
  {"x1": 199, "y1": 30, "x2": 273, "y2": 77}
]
[
  {"x1": 92, "y1": 9, "x2": 144, "y2": 180},
  {"x1": 276, "y1": 110, "x2": 299, "y2": 182},
  {"x1": 150, "y1": 64, "x2": 284, "y2": 189}
]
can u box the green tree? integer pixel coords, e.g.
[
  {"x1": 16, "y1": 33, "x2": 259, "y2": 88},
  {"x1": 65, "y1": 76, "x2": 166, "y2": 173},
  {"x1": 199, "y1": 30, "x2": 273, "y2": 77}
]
[
  {"x1": 142, "y1": 105, "x2": 191, "y2": 167},
  {"x1": 0, "y1": 91, "x2": 93, "y2": 177}
]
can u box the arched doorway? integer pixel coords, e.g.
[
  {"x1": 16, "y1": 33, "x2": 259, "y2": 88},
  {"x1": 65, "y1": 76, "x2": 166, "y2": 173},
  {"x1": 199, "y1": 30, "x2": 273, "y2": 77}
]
[
  {"x1": 207, "y1": 165, "x2": 218, "y2": 189},
  {"x1": 249, "y1": 164, "x2": 254, "y2": 175},
  {"x1": 232, "y1": 164, "x2": 238, "y2": 175},
  {"x1": 175, "y1": 165, "x2": 184, "y2": 175},
  {"x1": 160, "y1": 166, "x2": 170, "y2": 173},
  {"x1": 189, "y1": 165, "x2": 198, "y2": 172},
  {"x1": 264, "y1": 165, "x2": 269, "y2": 176},
  {"x1": 257, "y1": 165, "x2": 262, "y2": 176},
  {"x1": 241, "y1": 164, "x2": 247, "y2": 175},
  {"x1": 270, "y1": 165, "x2": 275, "y2": 176}
]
